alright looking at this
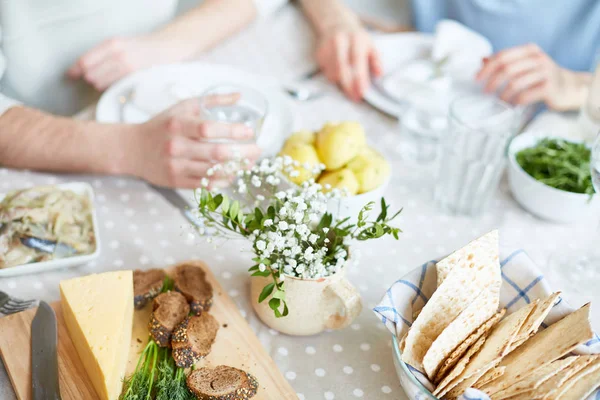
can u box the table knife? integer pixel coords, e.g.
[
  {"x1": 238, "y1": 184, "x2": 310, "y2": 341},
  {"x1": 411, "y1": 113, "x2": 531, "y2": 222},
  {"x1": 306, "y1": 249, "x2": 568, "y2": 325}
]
[
  {"x1": 151, "y1": 185, "x2": 205, "y2": 230},
  {"x1": 31, "y1": 301, "x2": 61, "y2": 400}
]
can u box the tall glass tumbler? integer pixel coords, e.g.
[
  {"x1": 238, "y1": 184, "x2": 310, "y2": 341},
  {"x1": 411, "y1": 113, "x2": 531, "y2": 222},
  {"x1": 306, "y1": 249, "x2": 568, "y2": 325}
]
[{"x1": 434, "y1": 95, "x2": 519, "y2": 216}]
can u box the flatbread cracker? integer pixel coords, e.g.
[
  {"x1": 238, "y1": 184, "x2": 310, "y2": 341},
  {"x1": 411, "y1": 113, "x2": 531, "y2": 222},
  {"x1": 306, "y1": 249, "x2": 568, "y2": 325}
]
[
  {"x1": 482, "y1": 304, "x2": 594, "y2": 396},
  {"x1": 423, "y1": 289, "x2": 500, "y2": 380},
  {"x1": 402, "y1": 231, "x2": 501, "y2": 370},
  {"x1": 433, "y1": 335, "x2": 487, "y2": 397},
  {"x1": 474, "y1": 366, "x2": 505, "y2": 388},
  {"x1": 434, "y1": 309, "x2": 505, "y2": 384},
  {"x1": 535, "y1": 356, "x2": 600, "y2": 399},
  {"x1": 490, "y1": 357, "x2": 577, "y2": 399},
  {"x1": 435, "y1": 230, "x2": 499, "y2": 287},
  {"x1": 555, "y1": 359, "x2": 600, "y2": 400},
  {"x1": 446, "y1": 364, "x2": 495, "y2": 399},
  {"x1": 437, "y1": 299, "x2": 533, "y2": 397},
  {"x1": 507, "y1": 292, "x2": 561, "y2": 353}
]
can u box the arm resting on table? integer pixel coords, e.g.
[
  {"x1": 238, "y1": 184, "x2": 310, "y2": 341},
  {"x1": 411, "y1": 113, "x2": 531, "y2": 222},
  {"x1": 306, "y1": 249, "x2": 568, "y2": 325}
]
[{"x1": 0, "y1": 106, "x2": 133, "y2": 175}]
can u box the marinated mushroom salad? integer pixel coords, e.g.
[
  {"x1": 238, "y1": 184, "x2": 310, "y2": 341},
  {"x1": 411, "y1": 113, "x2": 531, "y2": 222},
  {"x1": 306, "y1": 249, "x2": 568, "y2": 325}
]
[{"x1": 0, "y1": 186, "x2": 96, "y2": 268}]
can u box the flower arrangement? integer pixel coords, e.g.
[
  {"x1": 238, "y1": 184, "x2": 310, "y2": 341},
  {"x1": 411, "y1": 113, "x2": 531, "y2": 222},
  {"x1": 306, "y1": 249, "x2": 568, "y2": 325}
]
[{"x1": 195, "y1": 156, "x2": 402, "y2": 317}]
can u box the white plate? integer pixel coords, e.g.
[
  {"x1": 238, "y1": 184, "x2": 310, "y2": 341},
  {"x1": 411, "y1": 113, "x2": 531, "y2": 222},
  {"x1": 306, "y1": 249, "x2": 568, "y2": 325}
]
[
  {"x1": 96, "y1": 62, "x2": 294, "y2": 158},
  {"x1": 0, "y1": 182, "x2": 101, "y2": 277},
  {"x1": 366, "y1": 32, "x2": 487, "y2": 118}
]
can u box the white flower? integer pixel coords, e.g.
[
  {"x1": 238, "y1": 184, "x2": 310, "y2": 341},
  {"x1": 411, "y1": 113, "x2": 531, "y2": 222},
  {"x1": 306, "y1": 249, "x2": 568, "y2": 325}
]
[
  {"x1": 324, "y1": 238, "x2": 330, "y2": 243},
  {"x1": 288, "y1": 259, "x2": 297, "y2": 268},
  {"x1": 263, "y1": 219, "x2": 273, "y2": 227},
  {"x1": 279, "y1": 274, "x2": 286, "y2": 281},
  {"x1": 279, "y1": 207, "x2": 287, "y2": 216},
  {"x1": 296, "y1": 263, "x2": 305, "y2": 274},
  {"x1": 275, "y1": 191, "x2": 286, "y2": 200},
  {"x1": 278, "y1": 221, "x2": 289, "y2": 230},
  {"x1": 309, "y1": 234, "x2": 318, "y2": 244},
  {"x1": 266, "y1": 242, "x2": 275, "y2": 253},
  {"x1": 200, "y1": 178, "x2": 209, "y2": 187},
  {"x1": 258, "y1": 263, "x2": 267, "y2": 272},
  {"x1": 256, "y1": 240, "x2": 266, "y2": 251},
  {"x1": 323, "y1": 227, "x2": 330, "y2": 233},
  {"x1": 207, "y1": 168, "x2": 214, "y2": 176},
  {"x1": 251, "y1": 175, "x2": 261, "y2": 187}
]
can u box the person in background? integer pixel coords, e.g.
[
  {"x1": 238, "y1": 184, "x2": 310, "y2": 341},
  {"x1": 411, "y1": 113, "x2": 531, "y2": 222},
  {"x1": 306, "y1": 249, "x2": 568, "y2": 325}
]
[
  {"x1": 299, "y1": 0, "x2": 599, "y2": 111},
  {"x1": 0, "y1": 0, "x2": 273, "y2": 189}
]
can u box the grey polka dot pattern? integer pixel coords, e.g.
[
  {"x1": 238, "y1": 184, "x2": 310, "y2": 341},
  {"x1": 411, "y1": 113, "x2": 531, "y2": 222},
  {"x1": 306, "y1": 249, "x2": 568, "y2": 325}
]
[{"x1": 1, "y1": 8, "x2": 598, "y2": 399}]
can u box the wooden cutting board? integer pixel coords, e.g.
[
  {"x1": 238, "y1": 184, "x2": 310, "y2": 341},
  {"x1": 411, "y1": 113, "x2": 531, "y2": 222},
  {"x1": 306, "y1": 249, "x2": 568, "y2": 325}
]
[{"x1": 0, "y1": 261, "x2": 297, "y2": 400}]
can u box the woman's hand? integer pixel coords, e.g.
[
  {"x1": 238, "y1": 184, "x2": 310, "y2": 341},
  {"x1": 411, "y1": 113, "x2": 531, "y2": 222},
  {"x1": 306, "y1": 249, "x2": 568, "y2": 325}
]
[
  {"x1": 126, "y1": 97, "x2": 261, "y2": 189},
  {"x1": 67, "y1": 35, "x2": 169, "y2": 91},
  {"x1": 316, "y1": 26, "x2": 383, "y2": 102},
  {"x1": 477, "y1": 43, "x2": 591, "y2": 111}
]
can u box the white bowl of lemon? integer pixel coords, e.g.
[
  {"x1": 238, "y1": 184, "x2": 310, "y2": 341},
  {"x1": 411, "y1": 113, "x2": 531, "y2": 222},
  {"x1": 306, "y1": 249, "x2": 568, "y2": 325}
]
[{"x1": 279, "y1": 122, "x2": 391, "y2": 220}]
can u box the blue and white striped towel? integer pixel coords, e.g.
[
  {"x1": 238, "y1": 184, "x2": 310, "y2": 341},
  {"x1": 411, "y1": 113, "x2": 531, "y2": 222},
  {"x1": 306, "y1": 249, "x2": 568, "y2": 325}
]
[{"x1": 373, "y1": 249, "x2": 600, "y2": 400}]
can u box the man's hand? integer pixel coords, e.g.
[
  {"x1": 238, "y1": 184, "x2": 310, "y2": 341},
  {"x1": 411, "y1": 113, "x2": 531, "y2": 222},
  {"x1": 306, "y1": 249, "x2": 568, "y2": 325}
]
[
  {"x1": 477, "y1": 43, "x2": 591, "y2": 111},
  {"x1": 67, "y1": 35, "x2": 166, "y2": 91},
  {"x1": 127, "y1": 97, "x2": 262, "y2": 189},
  {"x1": 316, "y1": 26, "x2": 383, "y2": 102}
]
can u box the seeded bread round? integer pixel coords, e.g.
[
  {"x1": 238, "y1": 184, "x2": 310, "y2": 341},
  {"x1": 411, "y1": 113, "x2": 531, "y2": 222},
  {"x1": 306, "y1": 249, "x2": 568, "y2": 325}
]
[
  {"x1": 133, "y1": 269, "x2": 166, "y2": 309},
  {"x1": 173, "y1": 262, "x2": 213, "y2": 315},
  {"x1": 172, "y1": 313, "x2": 219, "y2": 368},
  {"x1": 149, "y1": 291, "x2": 190, "y2": 347},
  {"x1": 186, "y1": 366, "x2": 259, "y2": 400}
]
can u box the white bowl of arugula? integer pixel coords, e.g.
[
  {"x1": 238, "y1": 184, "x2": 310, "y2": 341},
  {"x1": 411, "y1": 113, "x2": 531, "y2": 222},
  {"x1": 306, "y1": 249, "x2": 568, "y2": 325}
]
[{"x1": 508, "y1": 135, "x2": 599, "y2": 223}]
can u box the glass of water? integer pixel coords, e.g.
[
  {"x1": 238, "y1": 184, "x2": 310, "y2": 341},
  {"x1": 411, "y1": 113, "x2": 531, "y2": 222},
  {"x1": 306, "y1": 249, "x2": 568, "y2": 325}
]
[
  {"x1": 434, "y1": 95, "x2": 519, "y2": 216},
  {"x1": 199, "y1": 84, "x2": 268, "y2": 143}
]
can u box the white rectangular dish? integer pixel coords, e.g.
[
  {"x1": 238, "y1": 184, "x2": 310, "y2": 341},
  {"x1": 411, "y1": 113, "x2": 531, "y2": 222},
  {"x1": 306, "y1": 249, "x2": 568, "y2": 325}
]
[{"x1": 0, "y1": 182, "x2": 101, "y2": 277}]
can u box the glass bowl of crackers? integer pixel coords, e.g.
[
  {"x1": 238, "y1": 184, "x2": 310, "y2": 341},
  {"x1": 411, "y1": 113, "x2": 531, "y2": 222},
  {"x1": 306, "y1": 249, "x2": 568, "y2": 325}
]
[{"x1": 375, "y1": 230, "x2": 600, "y2": 400}]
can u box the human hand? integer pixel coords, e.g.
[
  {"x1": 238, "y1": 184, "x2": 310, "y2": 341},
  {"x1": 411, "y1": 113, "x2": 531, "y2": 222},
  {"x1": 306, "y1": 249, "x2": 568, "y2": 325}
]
[
  {"x1": 67, "y1": 35, "x2": 167, "y2": 91},
  {"x1": 126, "y1": 96, "x2": 261, "y2": 189},
  {"x1": 476, "y1": 43, "x2": 589, "y2": 111},
  {"x1": 316, "y1": 26, "x2": 383, "y2": 102}
]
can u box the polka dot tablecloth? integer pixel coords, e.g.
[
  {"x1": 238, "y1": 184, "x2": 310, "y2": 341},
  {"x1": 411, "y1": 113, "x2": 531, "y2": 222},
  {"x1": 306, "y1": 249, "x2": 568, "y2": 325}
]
[{"x1": 1, "y1": 8, "x2": 599, "y2": 400}]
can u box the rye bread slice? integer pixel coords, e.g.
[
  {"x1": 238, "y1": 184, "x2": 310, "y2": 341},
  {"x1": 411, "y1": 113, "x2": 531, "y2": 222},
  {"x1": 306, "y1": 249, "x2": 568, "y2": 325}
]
[
  {"x1": 149, "y1": 291, "x2": 190, "y2": 347},
  {"x1": 173, "y1": 262, "x2": 213, "y2": 315},
  {"x1": 172, "y1": 313, "x2": 219, "y2": 368},
  {"x1": 187, "y1": 366, "x2": 259, "y2": 400},
  {"x1": 133, "y1": 269, "x2": 166, "y2": 309}
]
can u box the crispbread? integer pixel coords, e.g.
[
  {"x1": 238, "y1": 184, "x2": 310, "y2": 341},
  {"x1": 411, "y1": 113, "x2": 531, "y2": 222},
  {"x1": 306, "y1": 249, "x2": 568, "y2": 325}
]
[
  {"x1": 445, "y1": 363, "x2": 495, "y2": 399},
  {"x1": 482, "y1": 304, "x2": 594, "y2": 396},
  {"x1": 433, "y1": 309, "x2": 505, "y2": 384},
  {"x1": 423, "y1": 289, "x2": 500, "y2": 380},
  {"x1": 433, "y1": 335, "x2": 486, "y2": 397},
  {"x1": 534, "y1": 356, "x2": 600, "y2": 399},
  {"x1": 507, "y1": 292, "x2": 560, "y2": 353},
  {"x1": 490, "y1": 357, "x2": 577, "y2": 399},
  {"x1": 555, "y1": 359, "x2": 600, "y2": 400},
  {"x1": 402, "y1": 231, "x2": 501, "y2": 370},
  {"x1": 474, "y1": 366, "x2": 505, "y2": 388},
  {"x1": 436, "y1": 300, "x2": 533, "y2": 398}
]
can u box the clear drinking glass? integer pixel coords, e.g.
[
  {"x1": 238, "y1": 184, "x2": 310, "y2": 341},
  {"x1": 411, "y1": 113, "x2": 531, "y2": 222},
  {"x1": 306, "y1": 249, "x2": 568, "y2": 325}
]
[
  {"x1": 434, "y1": 95, "x2": 519, "y2": 216},
  {"x1": 199, "y1": 84, "x2": 268, "y2": 143}
]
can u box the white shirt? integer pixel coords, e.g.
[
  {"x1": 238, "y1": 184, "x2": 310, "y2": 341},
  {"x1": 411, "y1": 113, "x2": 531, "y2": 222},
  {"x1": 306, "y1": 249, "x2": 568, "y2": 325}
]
[{"x1": 0, "y1": 0, "x2": 286, "y2": 117}]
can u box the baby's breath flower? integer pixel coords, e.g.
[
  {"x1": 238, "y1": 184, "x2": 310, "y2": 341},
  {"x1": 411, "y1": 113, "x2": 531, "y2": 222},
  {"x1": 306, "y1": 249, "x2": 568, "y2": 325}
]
[
  {"x1": 309, "y1": 234, "x2": 318, "y2": 244},
  {"x1": 256, "y1": 240, "x2": 266, "y2": 251},
  {"x1": 263, "y1": 219, "x2": 273, "y2": 227},
  {"x1": 200, "y1": 178, "x2": 209, "y2": 187},
  {"x1": 259, "y1": 263, "x2": 267, "y2": 272}
]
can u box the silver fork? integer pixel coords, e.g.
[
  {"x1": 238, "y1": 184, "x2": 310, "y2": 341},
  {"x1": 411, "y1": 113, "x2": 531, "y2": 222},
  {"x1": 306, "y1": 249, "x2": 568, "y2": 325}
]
[{"x1": 0, "y1": 290, "x2": 38, "y2": 315}]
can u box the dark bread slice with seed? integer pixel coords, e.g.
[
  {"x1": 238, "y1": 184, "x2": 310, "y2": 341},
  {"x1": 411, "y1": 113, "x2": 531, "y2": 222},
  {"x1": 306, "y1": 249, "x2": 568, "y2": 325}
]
[
  {"x1": 149, "y1": 291, "x2": 190, "y2": 347},
  {"x1": 186, "y1": 366, "x2": 259, "y2": 400},
  {"x1": 172, "y1": 313, "x2": 219, "y2": 368},
  {"x1": 173, "y1": 262, "x2": 213, "y2": 315},
  {"x1": 133, "y1": 269, "x2": 166, "y2": 309}
]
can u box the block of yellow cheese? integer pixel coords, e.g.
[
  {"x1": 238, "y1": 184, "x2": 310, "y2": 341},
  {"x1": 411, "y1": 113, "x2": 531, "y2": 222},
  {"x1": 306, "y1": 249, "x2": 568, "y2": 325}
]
[{"x1": 60, "y1": 271, "x2": 134, "y2": 400}]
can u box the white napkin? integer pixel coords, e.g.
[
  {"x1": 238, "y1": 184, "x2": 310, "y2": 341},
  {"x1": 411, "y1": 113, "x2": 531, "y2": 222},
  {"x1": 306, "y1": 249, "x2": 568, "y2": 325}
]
[
  {"x1": 432, "y1": 19, "x2": 493, "y2": 81},
  {"x1": 374, "y1": 248, "x2": 600, "y2": 400}
]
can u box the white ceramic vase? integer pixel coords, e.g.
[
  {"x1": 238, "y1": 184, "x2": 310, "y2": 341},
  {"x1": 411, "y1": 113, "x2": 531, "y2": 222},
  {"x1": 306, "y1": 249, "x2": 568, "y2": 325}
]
[{"x1": 250, "y1": 268, "x2": 362, "y2": 336}]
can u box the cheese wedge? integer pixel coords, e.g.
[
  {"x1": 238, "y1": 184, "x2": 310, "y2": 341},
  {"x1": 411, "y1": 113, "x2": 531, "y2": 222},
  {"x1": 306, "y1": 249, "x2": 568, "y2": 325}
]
[{"x1": 60, "y1": 271, "x2": 134, "y2": 400}]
